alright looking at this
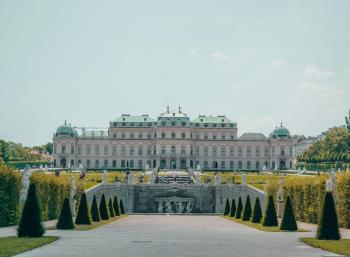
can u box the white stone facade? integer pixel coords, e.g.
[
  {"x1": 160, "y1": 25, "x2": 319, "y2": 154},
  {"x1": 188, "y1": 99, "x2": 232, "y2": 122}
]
[{"x1": 52, "y1": 108, "x2": 295, "y2": 170}]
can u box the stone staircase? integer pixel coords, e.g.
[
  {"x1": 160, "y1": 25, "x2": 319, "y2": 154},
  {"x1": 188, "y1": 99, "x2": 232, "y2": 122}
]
[{"x1": 155, "y1": 175, "x2": 193, "y2": 184}]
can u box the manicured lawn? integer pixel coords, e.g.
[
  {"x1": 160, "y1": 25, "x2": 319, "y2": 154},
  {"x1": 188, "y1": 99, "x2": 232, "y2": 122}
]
[
  {"x1": 300, "y1": 238, "x2": 350, "y2": 256},
  {"x1": 0, "y1": 236, "x2": 59, "y2": 257},
  {"x1": 225, "y1": 217, "x2": 307, "y2": 232},
  {"x1": 48, "y1": 215, "x2": 127, "y2": 231}
]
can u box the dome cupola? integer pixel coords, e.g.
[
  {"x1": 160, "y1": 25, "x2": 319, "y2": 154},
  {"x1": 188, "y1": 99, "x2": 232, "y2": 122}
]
[
  {"x1": 55, "y1": 120, "x2": 77, "y2": 137},
  {"x1": 269, "y1": 123, "x2": 290, "y2": 138}
]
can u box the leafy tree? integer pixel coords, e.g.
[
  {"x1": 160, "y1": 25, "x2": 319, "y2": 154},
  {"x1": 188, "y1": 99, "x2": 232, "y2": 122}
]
[
  {"x1": 235, "y1": 197, "x2": 243, "y2": 219},
  {"x1": 119, "y1": 199, "x2": 125, "y2": 214},
  {"x1": 346, "y1": 109, "x2": 350, "y2": 131},
  {"x1": 229, "y1": 199, "x2": 236, "y2": 218},
  {"x1": 56, "y1": 198, "x2": 74, "y2": 229},
  {"x1": 75, "y1": 193, "x2": 91, "y2": 225},
  {"x1": 242, "y1": 195, "x2": 252, "y2": 221},
  {"x1": 251, "y1": 198, "x2": 263, "y2": 223},
  {"x1": 263, "y1": 195, "x2": 278, "y2": 227},
  {"x1": 224, "y1": 198, "x2": 230, "y2": 216},
  {"x1": 90, "y1": 195, "x2": 101, "y2": 222},
  {"x1": 280, "y1": 196, "x2": 298, "y2": 231},
  {"x1": 108, "y1": 198, "x2": 115, "y2": 217},
  {"x1": 99, "y1": 194, "x2": 109, "y2": 220},
  {"x1": 17, "y1": 183, "x2": 45, "y2": 237},
  {"x1": 316, "y1": 192, "x2": 341, "y2": 240},
  {"x1": 113, "y1": 196, "x2": 120, "y2": 216}
]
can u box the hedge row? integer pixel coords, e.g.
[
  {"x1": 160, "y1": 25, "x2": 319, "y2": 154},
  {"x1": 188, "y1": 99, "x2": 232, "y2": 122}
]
[
  {"x1": 0, "y1": 162, "x2": 83, "y2": 227},
  {"x1": 297, "y1": 162, "x2": 350, "y2": 171},
  {"x1": 266, "y1": 172, "x2": 350, "y2": 228},
  {"x1": 6, "y1": 161, "x2": 51, "y2": 170}
]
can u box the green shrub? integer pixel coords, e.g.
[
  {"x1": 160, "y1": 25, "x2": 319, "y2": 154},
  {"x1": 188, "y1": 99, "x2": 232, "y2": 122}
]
[
  {"x1": 263, "y1": 195, "x2": 278, "y2": 227},
  {"x1": 99, "y1": 194, "x2": 109, "y2": 220},
  {"x1": 224, "y1": 198, "x2": 230, "y2": 216},
  {"x1": 17, "y1": 183, "x2": 45, "y2": 237},
  {"x1": 91, "y1": 195, "x2": 101, "y2": 222},
  {"x1": 235, "y1": 197, "x2": 243, "y2": 219},
  {"x1": 242, "y1": 195, "x2": 252, "y2": 221},
  {"x1": 229, "y1": 199, "x2": 236, "y2": 217},
  {"x1": 56, "y1": 197, "x2": 74, "y2": 230},
  {"x1": 75, "y1": 193, "x2": 91, "y2": 225},
  {"x1": 113, "y1": 196, "x2": 120, "y2": 216},
  {"x1": 108, "y1": 198, "x2": 115, "y2": 217},
  {"x1": 316, "y1": 192, "x2": 340, "y2": 240},
  {"x1": 119, "y1": 199, "x2": 125, "y2": 214},
  {"x1": 251, "y1": 198, "x2": 262, "y2": 223},
  {"x1": 280, "y1": 196, "x2": 298, "y2": 231}
]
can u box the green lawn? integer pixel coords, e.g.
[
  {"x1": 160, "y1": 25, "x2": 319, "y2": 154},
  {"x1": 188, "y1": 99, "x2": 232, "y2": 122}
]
[
  {"x1": 48, "y1": 215, "x2": 127, "y2": 231},
  {"x1": 225, "y1": 217, "x2": 307, "y2": 232},
  {"x1": 300, "y1": 238, "x2": 350, "y2": 256},
  {"x1": 0, "y1": 236, "x2": 59, "y2": 257}
]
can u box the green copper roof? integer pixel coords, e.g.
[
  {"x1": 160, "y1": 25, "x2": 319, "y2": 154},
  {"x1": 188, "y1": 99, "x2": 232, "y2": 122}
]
[
  {"x1": 114, "y1": 114, "x2": 155, "y2": 123},
  {"x1": 270, "y1": 124, "x2": 290, "y2": 138},
  {"x1": 193, "y1": 115, "x2": 232, "y2": 124},
  {"x1": 80, "y1": 130, "x2": 108, "y2": 138},
  {"x1": 56, "y1": 121, "x2": 77, "y2": 137}
]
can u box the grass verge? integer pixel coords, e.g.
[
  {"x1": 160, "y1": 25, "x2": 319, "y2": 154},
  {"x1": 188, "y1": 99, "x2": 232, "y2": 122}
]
[
  {"x1": 225, "y1": 216, "x2": 307, "y2": 232},
  {"x1": 48, "y1": 215, "x2": 127, "y2": 231},
  {"x1": 0, "y1": 236, "x2": 59, "y2": 257},
  {"x1": 300, "y1": 238, "x2": 350, "y2": 256}
]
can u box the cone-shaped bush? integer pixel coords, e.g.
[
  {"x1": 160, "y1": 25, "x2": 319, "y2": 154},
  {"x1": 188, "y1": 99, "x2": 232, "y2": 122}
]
[
  {"x1": 316, "y1": 192, "x2": 340, "y2": 240},
  {"x1": 56, "y1": 198, "x2": 75, "y2": 229},
  {"x1": 113, "y1": 196, "x2": 120, "y2": 216},
  {"x1": 17, "y1": 183, "x2": 45, "y2": 237},
  {"x1": 108, "y1": 198, "x2": 115, "y2": 217},
  {"x1": 229, "y1": 199, "x2": 236, "y2": 217},
  {"x1": 235, "y1": 197, "x2": 243, "y2": 219},
  {"x1": 242, "y1": 195, "x2": 252, "y2": 221},
  {"x1": 120, "y1": 199, "x2": 125, "y2": 214},
  {"x1": 75, "y1": 193, "x2": 91, "y2": 225},
  {"x1": 91, "y1": 195, "x2": 101, "y2": 222},
  {"x1": 280, "y1": 196, "x2": 298, "y2": 231},
  {"x1": 263, "y1": 195, "x2": 278, "y2": 227},
  {"x1": 99, "y1": 194, "x2": 109, "y2": 220},
  {"x1": 224, "y1": 198, "x2": 230, "y2": 216},
  {"x1": 251, "y1": 198, "x2": 263, "y2": 223}
]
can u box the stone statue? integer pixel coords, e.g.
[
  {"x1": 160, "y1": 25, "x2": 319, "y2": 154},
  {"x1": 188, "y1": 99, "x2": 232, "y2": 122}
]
[
  {"x1": 214, "y1": 173, "x2": 221, "y2": 185},
  {"x1": 277, "y1": 177, "x2": 285, "y2": 218},
  {"x1": 19, "y1": 165, "x2": 31, "y2": 212},
  {"x1": 178, "y1": 202, "x2": 184, "y2": 213},
  {"x1": 149, "y1": 168, "x2": 156, "y2": 184},
  {"x1": 145, "y1": 164, "x2": 150, "y2": 171},
  {"x1": 70, "y1": 176, "x2": 77, "y2": 216},
  {"x1": 127, "y1": 172, "x2": 133, "y2": 184},
  {"x1": 158, "y1": 202, "x2": 163, "y2": 213},
  {"x1": 102, "y1": 170, "x2": 108, "y2": 184},
  {"x1": 241, "y1": 174, "x2": 247, "y2": 186},
  {"x1": 166, "y1": 201, "x2": 172, "y2": 213}
]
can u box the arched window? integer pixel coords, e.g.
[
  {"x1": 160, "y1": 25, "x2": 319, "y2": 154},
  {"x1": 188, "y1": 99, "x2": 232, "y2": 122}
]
[
  {"x1": 171, "y1": 146, "x2": 176, "y2": 154},
  {"x1": 104, "y1": 160, "x2": 108, "y2": 168},
  {"x1": 238, "y1": 161, "x2": 242, "y2": 169},
  {"x1": 95, "y1": 160, "x2": 100, "y2": 168},
  {"x1": 247, "y1": 161, "x2": 251, "y2": 170},
  {"x1": 256, "y1": 161, "x2": 260, "y2": 170},
  {"x1": 161, "y1": 146, "x2": 166, "y2": 154}
]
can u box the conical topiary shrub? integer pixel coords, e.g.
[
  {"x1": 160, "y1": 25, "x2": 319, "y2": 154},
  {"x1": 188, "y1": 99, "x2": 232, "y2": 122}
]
[
  {"x1": 251, "y1": 198, "x2": 263, "y2": 223},
  {"x1": 120, "y1": 199, "x2": 125, "y2": 214},
  {"x1": 17, "y1": 183, "x2": 45, "y2": 237},
  {"x1": 280, "y1": 196, "x2": 298, "y2": 231},
  {"x1": 242, "y1": 195, "x2": 252, "y2": 221},
  {"x1": 235, "y1": 197, "x2": 243, "y2": 219},
  {"x1": 108, "y1": 198, "x2": 115, "y2": 217},
  {"x1": 99, "y1": 194, "x2": 109, "y2": 220},
  {"x1": 113, "y1": 196, "x2": 120, "y2": 216},
  {"x1": 224, "y1": 198, "x2": 230, "y2": 216},
  {"x1": 75, "y1": 193, "x2": 91, "y2": 225},
  {"x1": 229, "y1": 199, "x2": 236, "y2": 218},
  {"x1": 91, "y1": 195, "x2": 101, "y2": 222},
  {"x1": 316, "y1": 192, "x2": 340, "y2": 240},
  {"x1": 263, "y1": 195, "x2": 278, "y2": 227},
  {"x1": 56, "y1": 198, "x2": 75, "y2": 229}
]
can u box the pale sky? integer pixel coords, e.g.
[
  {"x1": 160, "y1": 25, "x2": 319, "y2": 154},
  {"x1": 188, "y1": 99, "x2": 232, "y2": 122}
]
[{"x1": 0, "y1": 0, "x2": 349, "y2": 146}]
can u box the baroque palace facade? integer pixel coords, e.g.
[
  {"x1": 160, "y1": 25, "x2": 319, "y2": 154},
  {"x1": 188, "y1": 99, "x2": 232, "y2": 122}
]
[{"x1": 52, "y1": 108, "x2": 295, "y2": 171}]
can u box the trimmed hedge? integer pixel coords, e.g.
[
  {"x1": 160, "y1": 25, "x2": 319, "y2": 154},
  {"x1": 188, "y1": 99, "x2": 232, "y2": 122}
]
[
  {"x1": 224, "y1": 198, "x2": 230, "y2": 216},
  {"x1": 230, "y1": 199, "x2": 236, "y2": 218},
  {"x1": 251, "y1": 198, "x2": 262, "y2": 223},
  {"x1": 263, "y1": 195, "x2": 278, "y2": 227},
  {"x1": 56, "y1": 197, "x2": 74, "y2": 230},
  {"x1": 242, "y1": 195, "x2": 252, "y2": 221},
  {"x1": 113, "y1": 196, "x2": 120, "y2": 216},
  {"x1": 91, "y1": 195, "x2": 101, "y2": 222},
  {"x1": 108, "y1": 198, "x2": 115, "y2": 217},
  {"x1": 120, "y1": 199, "x2": 125, "y2": 214},
  {"x1": 75, "y1": 193, "x2": 91, "y2": 225},
  {"x1": 99, "y1": 194, "x2": 109, "y2": 220},
  {"x1": 235, "y1": 197, "x2": 243, "y2": 219},
  {"x1": 280, "y1": 196, "x2": 297, "y2": 231}
]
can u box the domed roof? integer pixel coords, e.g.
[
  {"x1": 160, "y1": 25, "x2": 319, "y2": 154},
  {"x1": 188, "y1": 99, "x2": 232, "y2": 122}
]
[
  {"x1": 270, "y1": 123, "x2": 290, "y2": 138},
  {"x1": 55, "y1": 121, "x2": 77, "y2": 137},
  {"x1": 158, "y1": 107, "x2": 190, "y2": 122}
]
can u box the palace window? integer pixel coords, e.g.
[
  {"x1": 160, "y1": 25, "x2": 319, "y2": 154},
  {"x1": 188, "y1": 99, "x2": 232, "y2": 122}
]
[
  {"x1": 70, "y1": 159, "x2": 74, "y2": 167},
  {"x1": 255, "y1": 146, "x2": 260, "y2": 157},
  {"x1": 247, "y1": 146, "x2": 251, "y2": 157},
  {"x1": 130, "y1": 160, "x2": 134, "y2": 168},
  {"x1": 70, "y1": 144, "x2": 74, "y2": 154},
  {"x1": 212, "y1": 147, "x2": 217, "y2": 157},
  {"x1": 86, "y1": 145, "x2": 91, "y2": 155},
  {"x1": 95, "y1": 160, "x2": 99, "y2": 168},
  {"x1": 86, "y1": 160, "x2": 90, "y2": 168},
  {"x1": 256, "y1": 161, "x2": 260, "y2": 170},
  {"x1": 230, "y1": 161, "x2": 234, "y2": 169},
  {"x1": 204, "y1": 146, "x2": 208, "y2": 157},
  {"x1": 112, "y1": 145, "x2": 117, "y2": 155},
  {"x1": 121, "y1": 160, "x2": 126, "y2": 168},
  {"x1": 247, "y1": 161, "x2": 251, "y2": 170},
  {"x1": 104, "y1": 146, "x2": 108, "y2": 155},
  {"x1": 121, "y1": 146, "x2": 126, "y2": 156},
  {"x1": 61, "y1": 144, "x2": 66, "y2": 154},
  {"x1": 213, "y1": 134, "x2": 217, "y2": 140},
  {"x1": 147, "y1": 133, "x2": 152, "y2": 139},
  {"x1": 161, "y1": 146, "x2": 166, "y2": 154},
  {"x1": 264, "y1": 146, "x2": 268, "y2": 156},
  {"x1": 221, "y1": 161, "x2": 225, "y2": 169},
  {"x1": 113, "y1": 133, "x2": 116, "y2": 139},
  {"x1": 280, "y1": 146, "x2": 285, "y2": 156},
  {"x1": 147, "y1": 146, "x2": 152, "y2": 156},
  {"x1": 181, "y1": 145, "x2": 186, "y2": 155},
  {"x1": 238, "y1": 160, "x2": 242, "y2": 169},
  {"x1": 229, "y1": 147, "x2": 234, "y2": 156},
  {"x1": 171, "y1": 146, "x2": 176, "y2": 154},
  {"x1": 181, "y1": 132, "x2": 186, "y2": 139},
  {"x1": 204, "y1": 133, "x2": 208, "y2": 140},
  {"x1": 138, "y1": 146, "x2": 143, "y2": 156},
  {"x1": 104, "y1": 160, "x2": 108, "y2": 168},
  {"x1": 221, "y1": 134, "x2": 225, "y2": 140},
  {"x1": 195, "y1": 146, "x2": 199, "y2": 156},
  {"x1": 130, "y1": 147, "x2": 134, "y2": 156},
  {"x1": 77, "y1": 145, "x2": 82, "y2": 155},
  {"x1": 130, "y1": 133, "x2": 134, "y2": 139},
  {"x1": 95, "y1": 145, "x2": 100, "y2": 156},
  {"x1": 138, "y1": 160, "x2": 143, "y2": 169},
  {"x1": 272, "y1": 146, "x2": 276, "y2": 156},
  {"x1": 112, "y1": 160, "x2": 116, "y2": 168},
  {"x1": 204, "y1": 161, "x2": 208, "y2": 169},
  {"x1": 138, "y1": 133, "x2": 143, "y2": 139},
  {"x1": 121, "y1": 133, "x2": 126, "y2": 139},
  {"x1": 220, "y1": 147, "x2": 225, "y2": 157},
  {"x1": 171, "y1": 132, "x2": 176, "y2": 139},
  {"x1": 238, "y1": 147, "x2": 242, "y2": 157},
  {"x1": 230, "y1": 135, "x2": 234, "y2": 140},
  {"x1": 161, "y1": 132, "x2": 166, "y2": 138}
]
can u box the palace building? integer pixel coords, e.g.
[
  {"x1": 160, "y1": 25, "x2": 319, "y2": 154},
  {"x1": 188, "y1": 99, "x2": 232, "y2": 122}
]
[{"x1": 52, "y1": 107, "x2": 295, "y2": 171}]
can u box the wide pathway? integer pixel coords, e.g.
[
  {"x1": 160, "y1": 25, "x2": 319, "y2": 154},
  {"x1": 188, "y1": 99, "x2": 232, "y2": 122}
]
[{"x1": 12, "y1": 215, "x2": 345, "y2": 257}]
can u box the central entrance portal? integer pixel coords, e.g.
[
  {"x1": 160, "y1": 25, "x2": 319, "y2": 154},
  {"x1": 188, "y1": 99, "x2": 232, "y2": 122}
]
[{"x1": 170, "y1": 159, "x2": 176, "y2": 169}]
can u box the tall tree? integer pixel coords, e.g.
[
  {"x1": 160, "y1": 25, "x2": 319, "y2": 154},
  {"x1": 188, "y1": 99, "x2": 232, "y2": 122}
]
[
  {"x1": 346, "y1": 109, "x2": 350, "y2": 131},
  {"x1": 99, "y1": 194, "x2": 109, "y2": 220},
  {"x1": 90, "y1": 195, "x2": 101, "y2": 222},
  {"x1": 17, "y1": 183, "x2": 45, "y2": 237},
  {"x1": 113, "y1": 196, "x2": 120, "y2": 216},
  {"x1": 108, "y1": 198, "x2": 115, "y2": 217},
  {"x1": 119, "y1": 199, "x2": 125, "y2": 214}
]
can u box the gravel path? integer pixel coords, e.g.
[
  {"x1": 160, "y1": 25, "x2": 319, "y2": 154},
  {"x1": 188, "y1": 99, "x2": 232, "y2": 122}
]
[{"x1": 9, "y1": 215, "x2": 345, "y2": 257}]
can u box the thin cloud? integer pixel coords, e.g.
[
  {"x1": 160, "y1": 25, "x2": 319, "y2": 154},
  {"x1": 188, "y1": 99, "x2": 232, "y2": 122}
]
[
  {"x1": 211, "y1": 51, "x2": 230, "y2": 61},
  {"x1": 185, "y1": 48, "x2": 199, "y2": 58},
  {"x1": 304, "y1": 66, "x2": 335, "y2": 78},
  {"x1": 272, "y1": 58, "x2": 287, "y2": 67}
]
